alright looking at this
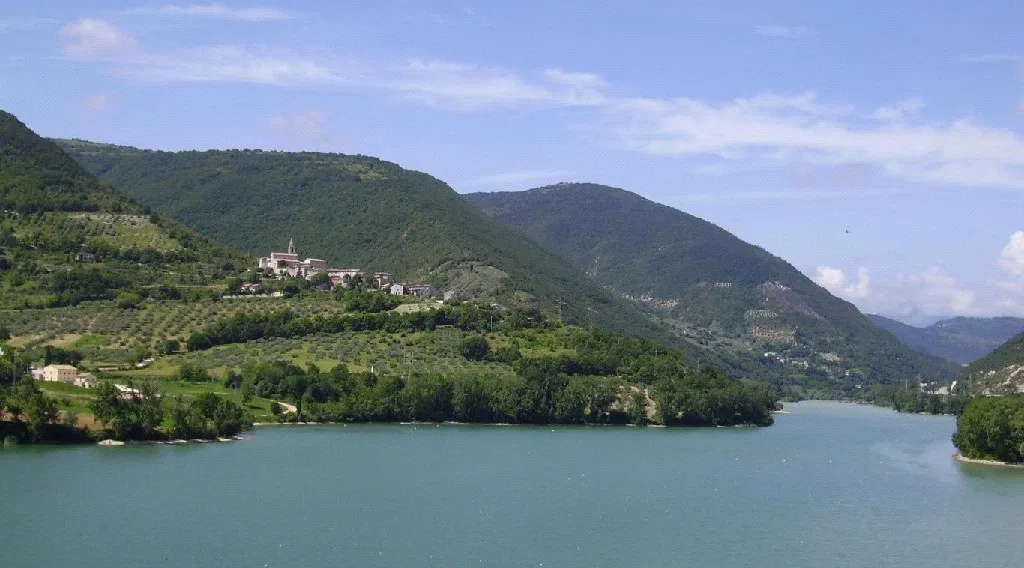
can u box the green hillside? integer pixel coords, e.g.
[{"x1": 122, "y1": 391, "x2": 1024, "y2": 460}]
[
  {"x1": 56, "y1": 140, "x2": 681, "y2": 352},
  {"x1": 467, "y1": 183, "x2": 959, "y2": 395},
  {"x1": 0, "y1": 112, "x2": 244, "y2": 309},
  {"x1": 961, "y1": 330, "x2": 1024, "y2": 394},
  {"x1": 867, "y1": 314, "x2": 1024, "y2": 364}
]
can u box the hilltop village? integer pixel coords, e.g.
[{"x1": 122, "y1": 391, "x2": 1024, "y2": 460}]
[{"x1": 251, "y1": 239, "x2": 442, "y2": 298}]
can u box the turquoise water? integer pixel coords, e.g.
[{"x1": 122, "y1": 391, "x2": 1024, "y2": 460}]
[{"x1": 2, "y1": 401, "x2": 1023, "y2": 568}]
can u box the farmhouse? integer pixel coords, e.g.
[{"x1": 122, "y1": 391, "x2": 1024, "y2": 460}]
[
  {"x1": 42, "y1": 364, "x2": 77, "y2": 383},
  {"x1": 73, "y1": 372, "x2": 98, "y2": 388}
]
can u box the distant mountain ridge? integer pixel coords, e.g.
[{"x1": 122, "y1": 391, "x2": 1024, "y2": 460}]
[
  {"x1": 467, "y1": 183, "x2": 959, "y2": 395},
  {"x1": 867, "y1": 314, "x2": 1024, "y2": 364}
]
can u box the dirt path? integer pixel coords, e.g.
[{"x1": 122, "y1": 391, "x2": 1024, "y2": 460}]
[{"x1": 275, "y1": 401, "x2": 298, "y2": 414}]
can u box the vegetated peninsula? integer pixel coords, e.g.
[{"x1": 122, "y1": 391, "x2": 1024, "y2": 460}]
[
  {"x1": 953, "y1": 394, "x2": 1024, "y2": 465},
  {"x1": 1, "y1": 110, "x2": 776, "y2": 445},
  {"x1": 466, "y1": 183, "x2": 959, "y2": 399},
  {"x1": 949, "y1": 330, "x2": 1024, "y2": 465}
]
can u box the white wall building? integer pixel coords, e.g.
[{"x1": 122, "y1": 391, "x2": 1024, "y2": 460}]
[{"x1": 42, "y1": 364, "x2": 77, "y2": 383}]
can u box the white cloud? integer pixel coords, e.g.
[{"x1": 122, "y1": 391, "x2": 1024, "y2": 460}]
[
  {"x1": 611, "y1": 91, "x2": 1024, "y2": 189},
  {"x1": 900, "y1": 267, "x2": 976, "y2": 314},
  {"x1": 60, "y1": 19, "x2": 136, "y2": 58},
  {"x1": 467, "y1": 169, "x2": 575, "y2": 187},
  {"x1": 814, "y1": 266, "x2": 870, "y2": 300},
  {"x1": 268, "y1": 110, "x2": 331, "y2": 142},
  {"x1": 131, "y1": 46, "x2": 337, "y2": 85},
  {"x1": 871, "y1": 98, "x2": 923, "y2": 122},
  {"x1": 115, "y1": 48, "x2": 607, "y2": 109},
  {"x1": 142, "y1": 3, "x2": 294, "y2": 21},
  {"x1": 70, "y1": 41, "x2": 1024, "y2": 188},
  {"x1": 755, "y1": 24, "x2": 811, "y2": 39},
  {"x1": 82, "y1": 92, "x2": 120, "y2": 111},
  {"x1": 999, "y1": 231, "x2": 1024, "y2": 277}
]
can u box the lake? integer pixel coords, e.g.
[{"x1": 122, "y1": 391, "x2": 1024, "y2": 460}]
[{"x1": 2, "y1": 401, "x2": 1023, "y2": 567}]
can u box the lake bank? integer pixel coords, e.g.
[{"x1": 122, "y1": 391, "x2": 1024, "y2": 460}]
[
  {"x1": 4, "y1": 402, "x2": 1023, "y2": 568},
  {"x1": 954, "y1": 453, "x2": 1024, "y2": 469}
]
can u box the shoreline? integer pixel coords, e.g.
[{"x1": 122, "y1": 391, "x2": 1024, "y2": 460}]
[
  {"x1": 97, "y1": 436, "x2": 244, "y2": 446},
  {"x1": 954, "y1": 453, "x2": 1024, "y2": 469}
]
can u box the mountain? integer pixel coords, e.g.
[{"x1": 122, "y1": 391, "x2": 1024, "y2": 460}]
[
  {"x1": 0, "y1": 111, "x2": 243, "y2": 309},
  {"x1": 467, "y1": 183, "x2": 959, "y2": 395},
  {"x1": 867, "y1": 314, "x2": 1024, "y2": 364},
  {"x1": 962, "y1": 329, "x2": 1024, "y2": 394},
  {"x1": 55, "y1": 140, "x2": 681, "y2": 353}
]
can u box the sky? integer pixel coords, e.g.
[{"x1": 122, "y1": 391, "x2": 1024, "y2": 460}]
[{"x1": 1, "y1": 1, "x2": 1023, "y2": 326}]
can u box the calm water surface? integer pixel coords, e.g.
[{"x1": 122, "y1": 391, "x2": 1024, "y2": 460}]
[{"x1": 3, "y1": 401, "x2": 1024, "y2": 568}]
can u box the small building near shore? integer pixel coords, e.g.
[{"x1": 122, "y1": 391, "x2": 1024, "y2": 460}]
[
  {"x1": 406, "y1": 284, "x2": 436, "y2": 297},
  {"x1": 73, "y1": 373, "x2": 98, "y2": 388}
]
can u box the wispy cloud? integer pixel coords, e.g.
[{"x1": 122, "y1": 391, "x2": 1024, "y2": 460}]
[
  {"x1": 130, "y1": 46, "x2": 337, "y2": 85},
  {"x1": 114, "y1": 46, "x2": 606, "y2": 109},
  {"x1": 954, "y1": 53, "x2": 1022, "y2": 63},
  {"x1": 66, "y1": 35, "x2": 1024, "y2": 190},
  {"x1": 133, "y1": 3, "x2": 294, "y2": 22},
  {"x1": 82, "y1": 92, "x2": 121, "y2": 111},
  {"x1": 467, "y1": 169, "x2": 576, "y2": 187},
  {"x1": 755, "y1": 24, "x2": 811, "y2": 39},
  {"x1": 611, "y1": 91, "x2": 1024, "y2": 189},
  {"x1": 60, "y1": 19, "x2": 136, "y2": 58},
  {"x1": 268, "y1": 110, "x2": 331, "y2": 142}
]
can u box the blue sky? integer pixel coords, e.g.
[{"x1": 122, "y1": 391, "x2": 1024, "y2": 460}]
[{"x1": 2, "y1": 1, "x2": 1023, "y2": 325}]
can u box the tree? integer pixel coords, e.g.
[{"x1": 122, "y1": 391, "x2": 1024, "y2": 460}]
[
  {"x1": 459, "y1": 335, "x2": 490, "y2": 361},
  {"x1": 157, "y1": 339, "x2": 180, "y2": 355},
  {"x1": 89, "y1": 381, "x2": 123, "y2": 437}
]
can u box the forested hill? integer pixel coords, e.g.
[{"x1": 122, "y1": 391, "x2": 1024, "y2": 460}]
[
  {"x1": 867, "y1": 314, "x2": 1024, "y2": 364},
  {"x1": 56, "y1": 140, "x2": 678, "y2": 350},
  {"x1": 0, "y1": 111, "x2": 243, "y2": 308},
  {"x1": 1, "y1": 111, "x2": 125, "y2": 213},
  {"x1": 961, "y1": 330, "x2": 1024, "y2": 394},
  {"x1": 467, "y1": 183, "x2": 959, "y2": 394}
]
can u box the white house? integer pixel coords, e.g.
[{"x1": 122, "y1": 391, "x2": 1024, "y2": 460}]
[
  {"x1": 73, "y1": 373, "x2": 98, "y2": 388},
  {"x1": 42, "y1": 364, "x2": 77, "y2": 384}
]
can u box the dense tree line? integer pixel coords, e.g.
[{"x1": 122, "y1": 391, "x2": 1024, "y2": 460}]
[
  {"x1": 223, "y1": 326, "x2": 776, "y2": 427},
  {"x1": 953, "y1": 395, "x2": 1024, "y2": 463},
  {"x1": 871, "y1": 384, "x2": 971, "y2": 415},
  {"x1": 89, "y1": 380, "x2": 250, "y2": 441},
  {"x1": 187, "y1": 304, "x2": 531, "y2": 351}
]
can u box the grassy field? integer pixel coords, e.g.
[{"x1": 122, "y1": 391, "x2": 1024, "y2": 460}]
[{"x1": 37, "y1": 378, "x2": 279, "y2": 426}]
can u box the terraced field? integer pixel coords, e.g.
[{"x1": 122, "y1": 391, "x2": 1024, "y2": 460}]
[{"x1": 1, "y1": 296, "x2": 356, "y2": 364}]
